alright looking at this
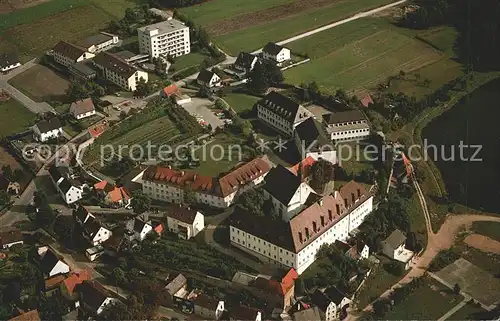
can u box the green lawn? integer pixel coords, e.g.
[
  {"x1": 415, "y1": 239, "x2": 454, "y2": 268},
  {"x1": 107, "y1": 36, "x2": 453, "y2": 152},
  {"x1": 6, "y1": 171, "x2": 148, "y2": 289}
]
[
  {"x1": 448, "y1": 302, "x2": 487, "y2": 320},
  {"x1": 471, "y1": 221, "x2": 500, "y2": 242},
  {"x1": 179, "y1": 0, "x2": 290, "y2": 26},
  {"x1": 213, "y1": 0, "x2": 394, "y2": 55},
  {"x1": 0, "y1": 4, "x2": 115, "y2": 59},
  {"x1": 222, "y1": 92, "x2": 260, "y2": 114},
  {"x1": 337, "y1": 142, "x2": 376, "y2": 176},
  {"x1": 422, "y1": 78, "x2": 500, "y2": 213},
  {"x1": 284, "y1": 18, "x2": 445, "y2": 95},
  {"x1": 0, "y1": 99, "x2": 37, "y2": 138},
  {"x1": 172, "y1": 52, "x2": 209, "y2": 72},
  {"x1": 384, "y1": 278, "x2": 464, "y2": 320},
  {"x1": 354, "y1": 260, "x2": 400, "y2": 309},
  {"x1": 193, "y1": 134, "x2": 246, "y2": 176},
  {"x1": 417, "y1": 26, "x2": 460, "y2": 57}
]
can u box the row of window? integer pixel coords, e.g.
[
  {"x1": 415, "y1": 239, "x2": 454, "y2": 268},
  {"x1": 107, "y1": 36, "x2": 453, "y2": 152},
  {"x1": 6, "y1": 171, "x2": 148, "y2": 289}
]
[{"x1": 331, "y1": 128, "x2": 369, "y2": 136}]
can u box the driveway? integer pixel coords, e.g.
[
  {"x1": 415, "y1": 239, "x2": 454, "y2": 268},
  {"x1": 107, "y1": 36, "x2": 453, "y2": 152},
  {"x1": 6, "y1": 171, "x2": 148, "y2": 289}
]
[{"x1": 181, "y1": 97, "x2": 224, "y2": 129}]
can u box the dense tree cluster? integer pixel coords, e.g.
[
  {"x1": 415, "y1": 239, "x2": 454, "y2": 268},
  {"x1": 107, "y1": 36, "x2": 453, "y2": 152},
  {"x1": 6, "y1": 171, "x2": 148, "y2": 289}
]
[
  {"x1": 145, "y1": 0, "x2": 203, "y2": 8},
  {"x1": 401, "y1": 0, "x2": 500, "y2": 70},
  {"x1": 247, "y1": 60, "x2": 284, "y2": 93},
  {"x1": 236, "y1": 188, "x2": 276, "y2": 218},
  {"x1": 131, "y1": 190, "x2": 152, "y2": 214},
  {"x1": 66, "y1": 79, "x2": 105, "y2": 102}
]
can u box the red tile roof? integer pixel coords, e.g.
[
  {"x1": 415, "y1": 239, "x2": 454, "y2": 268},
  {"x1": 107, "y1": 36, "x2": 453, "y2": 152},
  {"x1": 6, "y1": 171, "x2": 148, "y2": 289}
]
[
  {"x1": 107, "y1": 186, "x2": 131, "y2": 203},
  {"x1": 360, "y1": 94, "x2": 374, "y2": 108},
  {"x1": 154, "y1": 223, "x2": 164, "y2": 234},
  {"x1": 219, "y1": 156, "x2": 271, "y2": 197},
  {"x1": 62, "y1": 270, "x2": 91, "y2": 296},
  {"x1": 94, "y1": 180, "x2": 108, "y2": 190},
  {"x1": 88, "y1": 122, "x2": 107, "y2": 138},
  {"x1": 163, "y1": 84, "x2": 179, "y2": 97},
  {"x1": 8, "y1": 310, "x2": 40, "y2": 321},
  {"x1": 289, "y1": 156, "x2": 316, "y2": 180},
  {"x1": 254, "y1": 268, "x2": 298, "y2": 296}
]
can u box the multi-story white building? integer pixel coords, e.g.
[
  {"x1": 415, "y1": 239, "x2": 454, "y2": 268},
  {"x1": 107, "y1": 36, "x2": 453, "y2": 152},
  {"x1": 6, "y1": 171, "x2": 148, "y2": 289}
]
[
  {"x1": 93, "y1": 52, "x2": 148, "y2": 91},
  {"x1": 166, "y1": 206, "x2": 205, "y2": 240},
  {"x1": 138, "y1": 19, "x2": 190, "y2": 59},
  {"x1": 141, "y1": 156, "x2": 271, "y2": 208},
  {"x1": 256, "y1": 91, "x2": 314, "y2": 136},
  {"x1": 52, "y1": 41, "x2": 95, "y2": 67},
  {"x1": 262, "y1": 42, "x2": 291, "y2": 66},
  {"x1": 230, "y1": 179, "x2": 373, "y2": 274},
  {"x1": 323, "y1": 110, "x2": 370, "y2": 143}
]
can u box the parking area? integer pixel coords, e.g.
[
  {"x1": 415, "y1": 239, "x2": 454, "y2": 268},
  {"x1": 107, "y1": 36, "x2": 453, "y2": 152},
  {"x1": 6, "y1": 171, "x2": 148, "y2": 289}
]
[{"x1": 181, "y1": 97, "x2": 224, "y2": 129}]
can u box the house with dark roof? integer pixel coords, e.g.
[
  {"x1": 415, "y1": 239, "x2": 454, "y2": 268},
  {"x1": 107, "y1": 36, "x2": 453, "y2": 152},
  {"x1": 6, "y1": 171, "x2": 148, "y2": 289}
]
[
  {"x1": 38, "y1": 246, "x2": 70, "y2": 278},
  {"x1": 381, "y1": 229, "x2": 415, "y2": 269},
  {"x1": 263, "y1": 165, "x2": 317, "y2": 221},
  {"x1": 0, "y1": 53, "x2": 21, "y2": 73},
  {"x1": 323, "y1": 110, "x2": 370, "y2": 143},
  {"x1": 70, "y1": 98, "x2": 96, "y2": 120},
  {"x1": 125, "y1": 213, "x2": 153, "y2": 242},
  {"x1": 82, "y1": 215, "x2": 112, "y2": 246},
  {"x1": 74, "y1": 206, "x2": 94, "y2": 225},
  {"x1": 0, "y1": 229, "x2": 23, "y2": 249},
  {"x1": 77, "y1": 280, "x2": 118, "y2": 315},
  {"x1": 197, "y1": 69, "x2": 221, "y2": 88},
  {"x1": 294, "y1": 118, "x2": 337, "y2": 164},
  {"x1": 76, "y1": 32, "x2": 120, "y2": 53},
  {"x1": 230, "y1": 305, "x2": 262, "y2": 321},
  {"x1": 334, "y1": 240, "x2": 369, "y2": 261},
  {"x1": 140, "y1": 156, "x2": 271, "y2": 209},
  {"x1": 48, "y1": 166, "x2": 83, "y2": 205},
  {"x1": 293, "y1": 306, "x2": 322, "y2": 321},
  {"x1": 33, "y1": 117, "x2": 63, "y2": 142},
  {"x1": 311, "y1": 287, "x2": 351, "y2": 321},
  {"x1": 165, "y1": 205, "x2": 204, "y2": 240},
  {"x1": 234, "y1": 52, "x2": 259, "y2": 73},
  {"x1": 53, "y1": 41, "x2": 95, "y2": 67},
  {"x1": 230, "y1": 180, "x2": 374, "y2": 274},
  {"x1": 93, "y1": 52, "x2": 148, "y2": 91},
  {"x1": 262, "y1": 42, "x2": 291, "y2": 66},
  {"x1": 192, "y1": 293, "x2": 225, "y2": 320},
  {"x1": 256, "y1": 91, "x2": 314, "y2": 136}
]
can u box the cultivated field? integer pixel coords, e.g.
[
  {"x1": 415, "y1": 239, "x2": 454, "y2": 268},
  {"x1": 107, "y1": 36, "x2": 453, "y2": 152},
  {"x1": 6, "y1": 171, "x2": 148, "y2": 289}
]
[
  {"x1": 284, "y1": 18, "x2": 446, "y2": 95},
  {"x1": 384, "y1": 277, "x2": 463, "y2": 320},
  {"x1": 422, "y1": 78, "x2": 500, "y2": 213},
  {"x1": 0, "y1": 3, "x2": 119, "y2": 59},
  {"x1": 9, "y1": 64, "x2": 70, "y2": 102},
  {"x1": 181, "y1": 0, "x2": 395, "y2": 55},
  {"x1": 0, "y1": 98, "x2": 37, "y2": 138},
  {"x1": 435, "y1": 258, "x2": 500, "y2": 307}
]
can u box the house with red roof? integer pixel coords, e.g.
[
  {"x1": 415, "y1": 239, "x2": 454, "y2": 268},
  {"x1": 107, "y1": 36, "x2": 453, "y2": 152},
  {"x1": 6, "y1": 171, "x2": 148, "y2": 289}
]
[
  {"x1": 60, "y1": 270, "x2": 91, "y2": 301},
  {"x1": 162, "y1": 84, "x2": 180, "y2": 97},
  {"x1": 8, "y1": 309, "x2": 41, "y2": 321},
  {"x1": 94, "y1": 181, "x2": 131, "y2": 208},
  {"x1": 251, "y1": 268, "x2": 298, "y2": 309}
]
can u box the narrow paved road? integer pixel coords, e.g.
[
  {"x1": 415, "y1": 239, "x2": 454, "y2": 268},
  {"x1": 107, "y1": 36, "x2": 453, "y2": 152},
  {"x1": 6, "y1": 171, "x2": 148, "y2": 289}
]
[{"x1": 251, "y1": 0, "x2": 408, "y2": 54}]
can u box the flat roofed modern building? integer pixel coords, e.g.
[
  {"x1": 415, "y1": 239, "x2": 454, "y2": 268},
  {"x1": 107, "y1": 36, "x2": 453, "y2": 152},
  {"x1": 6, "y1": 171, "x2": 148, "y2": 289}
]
[
  {"x1": 323, "y1": 110, "x2": 370, "y2": 143},
  {"x1": 138, "y1": 19, "x2": 190, "y2": 58},
  {"x1": 93, "y1": 52, "x2": 148, "y2": 91}
]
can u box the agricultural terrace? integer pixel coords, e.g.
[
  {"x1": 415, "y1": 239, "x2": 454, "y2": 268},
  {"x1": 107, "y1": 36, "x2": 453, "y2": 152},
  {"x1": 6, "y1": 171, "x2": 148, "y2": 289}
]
[
  {"x1": 422, "y1": 78, "x2": 500, "y2": 213},
  {"x1": 284, "y1": 18, "x2": 452, "y2": 95},
  {"x1": 181, "y1": 0, "x2": 395, "y2": 55},
  {"x1": 0, "y1": 98, "x2": 37, "y2": 138},
  {"x1": 9, "y1": 64, "x2": 70, "y2": 102},
  {"x1": 0, "y1": 0, "x2": 134, "y2": 60},
  {"x1": 84, "y1": 99, "x2": 204, "y2": 167}
]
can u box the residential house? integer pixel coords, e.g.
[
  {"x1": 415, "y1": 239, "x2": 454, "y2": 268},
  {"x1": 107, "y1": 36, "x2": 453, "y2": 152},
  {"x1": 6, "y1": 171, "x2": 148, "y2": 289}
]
[
  {"x1": 197, "y1": 69, "x2": 222, "y2": 88},
  {"x1": 82, "y1": 216, "x2": 112, "y2": 246},
  {"x1": 262, "y1": 164, "x2": 316, "y2": 220},
  {"x1": 33, "y1": 117, "x2": 63, "y2": 142},
  {"x1": 7, "y1": 310, "x2": 41, "y2": 321},
  {"x1": 102, "y1": 232, "x2": 125, "y2": 257},
  {"x1": 288, "y1": 156, "x2": 317, "y2": 182},
  {"x1": 0, "y1": 229, "x2": 23, "y2": 249},
  {"x1": 165, "y1": 206, "x2": 204, "y2": 240},
  {"x1": 48, "y1": 166, "x2": 83, "y2": 205},
  {"x1": 126, "y1": 214, "x2": 153, "y2": 242},
  {"x1": 381, "y1": 229, "x2": 415, "y2": 270},
  {"x1": 60, "y1": 270, "x2": 91, "y2": 301},
  {"x1": 256, "y1": 91, "x2": 314, "y2": 136},
  {"x1": 323, "y1": 110, "x2": 370, "y2": 143},
  {"x1": 141, "y1": 156, "x2": 271, "y2": 208},
  {"x1": 334, "y1": 240, "x2": 370, "y2": 261},
  {"x1": 138, "y1": 19, "x2": 190, "y2": 58},
  {"x1": 85, "y1": 245, "x2": 105, "y2": 262},
  {"x1": 38, "y1": 246, "x2": 70, "y2": 278},
  {"x1": 230, "y1": 180, "x2": 374, "y2": 274},
  {"x1": 192, "y1": 294, "x2": 225, "y2": 320},
  {"x1": 292, "y1": 306, "x2": 322, "y2": 321},
  {"x1": 70, "y1": 98, "x2": 96, "y2": 120},
  {"x1": 234, "y1": 52, "x2": 259, "y2": 73},
  {"x1": 43, "y1": 274, "x2": 67, "y2": 297},
  {"x1": 161, "y1": 84, "x2": 180, "y2": 98},
  {"x1": 93, "y1": 52, "x2": 148, "y2": 91},
  {"x1": 74, "y1": 206, "x2": 94, "y2": 226},
  {"x1": 262, "y1": 42, "x2": 291, "y2": 66},
  {"x1": 230, "y1": 306, "x2": 262, "y2": 321},
  {"x1": 53, "y1": 41, "x2": 95, "y2": 67},
  {"x1": 251, "y1": 268, "x2": 298, "y2": 309},
  {"x1": 359, "y1": 94, "x2": 374, "y2": 108},
  {"x1": 78, "y1": 280, "x2": 118, "y2": 315},
  {"x1": 294, "y1": 117, "x2": 337, "y2": 164},
  {"x1": 0, "y1": 53, "x2": 21, "y2": 73},
  {"x1": 311, "y1": 287, "x2": 351, "y2": 321},
  {"x1": 76, "y1": 32, "x2": 120, "y2": 53},
  {"x1": 165, "y1": 273, "x2": 188, "y2": 299}
]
